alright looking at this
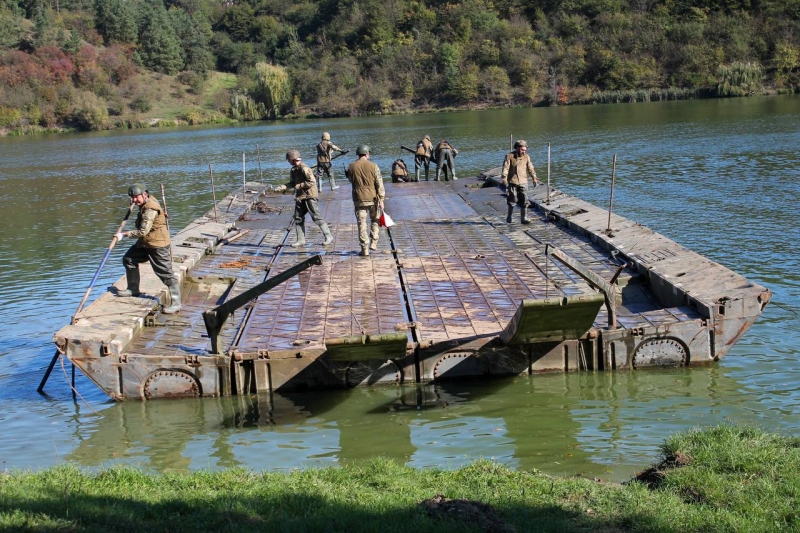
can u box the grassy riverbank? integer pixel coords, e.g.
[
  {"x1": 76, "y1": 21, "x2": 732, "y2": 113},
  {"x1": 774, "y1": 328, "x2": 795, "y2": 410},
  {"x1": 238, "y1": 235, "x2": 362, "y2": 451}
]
[{"x1": 1, "y1": 425, "x2": 797, "y2": 532}]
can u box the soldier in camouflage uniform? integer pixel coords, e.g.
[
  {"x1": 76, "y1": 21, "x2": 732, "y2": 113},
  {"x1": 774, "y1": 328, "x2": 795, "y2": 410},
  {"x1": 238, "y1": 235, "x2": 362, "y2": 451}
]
[
  {"x1": 391, "y1": 159, "x2": 411, "y2": 182},
  {"x1": 414, "y1": 134, "x2": 433, "y2": 181},
  {"x1": 315, "y1": 132, "x2": 345, "y2": 191},
  {"x1": 114, "y1": 183, "x2": 181, "y2": 314},
  {"x1": 346, "y1": 145, "x2": 385, "y2": 256},
  {"x1": 434, "y1": 139, "x2": 458, "y2": 181},
  {"x1": 285, "y1": 149, "x2": 335, "y2": 247},
  {"x1": 501, "y1": 139, "x2": 539, "y2": 225}
]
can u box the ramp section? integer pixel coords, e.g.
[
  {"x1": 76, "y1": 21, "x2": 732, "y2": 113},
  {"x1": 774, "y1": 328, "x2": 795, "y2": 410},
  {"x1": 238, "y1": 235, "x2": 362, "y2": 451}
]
[
  {"x1": 236, "y1": 255, "x2": 409, "y2": 354},
  {"x1": 500, "y1": 294, "x2": 605, "y2": 345},
  {"x1": 401, "y1": 250, "x2": 562, "y2": 342}
]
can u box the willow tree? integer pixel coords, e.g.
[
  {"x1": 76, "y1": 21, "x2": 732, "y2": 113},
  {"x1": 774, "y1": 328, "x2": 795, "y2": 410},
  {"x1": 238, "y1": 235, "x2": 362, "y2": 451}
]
[{"x1": 253, "y1": 62, "x2": 291, "y2": 118}]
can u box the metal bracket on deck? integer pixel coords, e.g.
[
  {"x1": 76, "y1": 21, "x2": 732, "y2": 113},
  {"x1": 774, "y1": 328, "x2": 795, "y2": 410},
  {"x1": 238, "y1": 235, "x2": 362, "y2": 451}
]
[{"x1": 202, "y1": 255, "x2": 323, "y2": 354}]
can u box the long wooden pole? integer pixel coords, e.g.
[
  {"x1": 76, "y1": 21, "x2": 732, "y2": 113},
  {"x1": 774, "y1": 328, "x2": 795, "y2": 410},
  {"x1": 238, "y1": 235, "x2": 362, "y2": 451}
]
[
  {"x1": 242, "y1": 151, "x2": 247, "y2": 200},
  {"x1": 160, "y1": 184, "x2": 174, "y2": 263},
  {"x1": 209, "y1": 164, "x2": 219, "y2": 222},
  {"x1": 607, "y1": 154, "x2": 617, "y2": 231},
  {"x1": 39, "y1": 202, "x2": 135, "y2": 393}
]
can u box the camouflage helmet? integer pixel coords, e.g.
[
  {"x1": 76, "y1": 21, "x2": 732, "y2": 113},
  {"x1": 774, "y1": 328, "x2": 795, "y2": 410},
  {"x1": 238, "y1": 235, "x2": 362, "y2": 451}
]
[
  {"x1": 128, "y1": 183, "x2": 146, "y2": 197},
  {"x1": 321, "y1": 132, "x2": 331, "y2": 141},
  {"x1": 356, "y1": 144, "x2": 370, "y2": 155},
  {"x1": 286, "y1": 149, "x2": 301, "y2": 161},
  {"x1": 514, "y1": 139, "x2": 528, "y2": 149}
]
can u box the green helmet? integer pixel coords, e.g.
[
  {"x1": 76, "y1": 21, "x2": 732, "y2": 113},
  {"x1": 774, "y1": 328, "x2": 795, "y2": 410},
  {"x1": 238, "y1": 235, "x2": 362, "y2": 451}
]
[
  {"x1": 423, "y1": 135, "x2": 430, "y2": 141},
  {"x1": 286, "y1": 149, "x2": 301, "y2": 161},
  {"x1": 128, "y1": 183, "x2": 146, "y2": 197},
  {"x1": 356, "y1": 144, "x2": 370, "y2": 155},
  {"x1": 321, "y1": 132, "x2": 330, "y2": 141},
  {"x1": 514, "y1": 139, "x2": 528, "y2": 149}
]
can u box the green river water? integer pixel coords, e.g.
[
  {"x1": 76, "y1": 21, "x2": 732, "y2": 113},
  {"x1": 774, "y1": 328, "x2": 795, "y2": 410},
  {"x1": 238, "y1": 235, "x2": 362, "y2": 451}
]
[{"x1": 0, "y1": 96, "x2": 798, "y2": 481}]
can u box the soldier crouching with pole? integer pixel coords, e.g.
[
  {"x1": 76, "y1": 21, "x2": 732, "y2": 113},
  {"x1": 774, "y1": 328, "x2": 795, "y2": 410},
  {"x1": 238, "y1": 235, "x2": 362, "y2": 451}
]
[
  {"x1": 285, "y1": 149, "x2": 334, "y2": 247},
  {"x1": 114, "y1": 183, "x2": 182, "y2": 314}
]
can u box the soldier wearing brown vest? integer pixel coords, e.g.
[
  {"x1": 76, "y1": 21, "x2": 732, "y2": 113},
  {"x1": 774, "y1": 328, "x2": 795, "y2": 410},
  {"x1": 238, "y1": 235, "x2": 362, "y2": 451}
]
[
  {"x1": 414, "y1": 135, "x2": 433, "y2": 181},
  {"x1": 114, "y1": 183, "x2": 181, "y2": 314},
  {"x1": 501, "y1": 140, "x2": 540, "y2": 225},
  {"x1": 391, "y1": 159, "x2": 411, "y2": 183},
  {"x1": 315, "y1": 132, "x2": 345, "y2": 191},
  {"x1": 285, "y1": 149, "x2": 334, "y2": 248},
  {"x1": 346, "y1": 145, "x2": 385, "y2": 256}
]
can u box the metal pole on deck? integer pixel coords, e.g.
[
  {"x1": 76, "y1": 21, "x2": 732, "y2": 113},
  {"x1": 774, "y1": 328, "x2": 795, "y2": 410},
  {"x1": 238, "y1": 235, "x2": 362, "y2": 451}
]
[
  {"x1": 242, "y1": 151, "x2": 247, "y2": 200},
  {"x1": 256, "y1": 145, "x2": 263, "y2": 184},
  {"x1": 607, "y1": 154, "x2": 617, "y2": 232},
  {"x1": 209, "y1": 164, "x2": 219, "y2": 222},
  {"x1": 546, "y1": 143, "x2": 551, "y2": 205}
]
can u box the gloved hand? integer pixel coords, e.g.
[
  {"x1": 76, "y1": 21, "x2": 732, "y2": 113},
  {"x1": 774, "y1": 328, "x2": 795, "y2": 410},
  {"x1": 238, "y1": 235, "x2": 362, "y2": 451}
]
[{"x1": 114, "y1": 232, "x2": 124, "y2": 241}]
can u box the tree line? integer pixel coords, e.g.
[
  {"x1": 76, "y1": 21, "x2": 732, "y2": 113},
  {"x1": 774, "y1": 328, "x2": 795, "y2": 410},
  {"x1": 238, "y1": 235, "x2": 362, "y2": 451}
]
[{"x1": 1, "y1": 0, "x2": 798, "y2": 131}]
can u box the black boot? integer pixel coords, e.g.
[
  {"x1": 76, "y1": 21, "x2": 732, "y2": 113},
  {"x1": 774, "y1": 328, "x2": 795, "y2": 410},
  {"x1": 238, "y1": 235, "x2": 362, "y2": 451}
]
[
  {"x1": 118, "y1": 269, "x2": 140, "y2": 297},
  {"x1": 506, "y1": 206, "x2": 514, "y2": 224}
]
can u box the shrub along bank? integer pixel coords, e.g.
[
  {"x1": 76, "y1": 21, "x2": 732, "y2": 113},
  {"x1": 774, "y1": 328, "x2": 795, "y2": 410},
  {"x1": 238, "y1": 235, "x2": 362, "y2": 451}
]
[{"x1": 1, "y1": 425, "x2": 798, "y2": 532}]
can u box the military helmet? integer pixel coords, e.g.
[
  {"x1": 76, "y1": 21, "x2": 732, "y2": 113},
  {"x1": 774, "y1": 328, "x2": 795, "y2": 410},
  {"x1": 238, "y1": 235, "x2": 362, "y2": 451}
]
[
  {"x1": 128, "y1": 183, "x2": 146, "y2": 197},
  {"x1": 356, "y1": 144, "x2": 370, "y2": 155},
  {"x1": 286, "y1": 149, "x2": 301, "y2": 161},
  {"x1": 424, "y1": 135, "x2": 430, "y2": 141},
  {"x1": 514, "y1": 139, "x2": 528, "y2": 149},
  {"x1": 321, "y1": 132, "x2": 330, "y2": 141}
]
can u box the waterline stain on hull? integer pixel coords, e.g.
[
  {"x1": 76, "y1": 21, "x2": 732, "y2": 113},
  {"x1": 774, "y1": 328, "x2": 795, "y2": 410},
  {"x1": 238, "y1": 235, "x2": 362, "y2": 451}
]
[{"x1": 53, "y1": 171, "x2": 771, "y2": 400}]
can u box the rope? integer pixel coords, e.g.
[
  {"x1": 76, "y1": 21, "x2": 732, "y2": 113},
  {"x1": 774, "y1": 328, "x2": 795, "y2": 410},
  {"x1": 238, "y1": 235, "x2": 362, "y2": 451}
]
[{"x1": 56, "y1": 349, "x2": 100, "y2": 414}]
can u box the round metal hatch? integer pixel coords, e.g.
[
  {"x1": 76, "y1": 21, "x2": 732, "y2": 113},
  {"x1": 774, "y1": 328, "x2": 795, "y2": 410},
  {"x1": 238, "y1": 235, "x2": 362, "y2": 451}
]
[{"x1": 143, "y1": 370, "x2": 200, "y2": 399}]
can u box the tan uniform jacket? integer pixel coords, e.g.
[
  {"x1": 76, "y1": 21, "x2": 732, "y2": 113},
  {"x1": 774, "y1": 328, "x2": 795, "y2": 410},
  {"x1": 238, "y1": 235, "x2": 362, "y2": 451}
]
[
  {"x1": 501, "y1": 151, "x2": 537, "y2": 186},
  {"x1": 415, "y1": 138, "x2": 432, "y2": 157},
  {"x1": 130, "y1": 196, "x2": 170, "y2": 248},
  {"x1": 316, "y1": 141, "x2": 342, "y2": 164},
  {"x1": 434, "y1": 141, "x2": 458, "y2": 161},
  {"x1": 288, "y1": 163, "x2": 319, "y2": 200},
  {"x1": 347, "y1": 158, "x2": 385, "y2": 207},
  {"x1": 392, "y1": 160, "x2": 408, "y2": 178}
]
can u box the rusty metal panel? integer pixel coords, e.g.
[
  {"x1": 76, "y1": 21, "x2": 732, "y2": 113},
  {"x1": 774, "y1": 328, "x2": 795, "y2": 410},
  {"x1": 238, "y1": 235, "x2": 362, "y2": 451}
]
[
  {"x1": 402, "y1": 250, "x2": 561, "y2": 343},
  {"x1": 236, "y1": 256, "x2": 409, "y2": 353},
  {"x1": 384, "y1": 192, "x2": 477, "y2": 221},
  {"x1": 391, "y1": 217, "x2": 515, "y2": 257}
]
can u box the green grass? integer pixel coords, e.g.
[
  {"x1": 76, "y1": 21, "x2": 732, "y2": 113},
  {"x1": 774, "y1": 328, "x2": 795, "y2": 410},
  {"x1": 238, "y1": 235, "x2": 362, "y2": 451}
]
[{"x1": 1, "y1": 425, "x2": 798, "y2": 532}]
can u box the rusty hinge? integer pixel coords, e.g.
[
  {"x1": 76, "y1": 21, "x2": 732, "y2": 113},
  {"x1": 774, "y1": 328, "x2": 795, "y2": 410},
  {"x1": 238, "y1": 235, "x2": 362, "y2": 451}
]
[
  {"x1": 101, "y1": 344, "x2": 111, "y2": 357},
  {"x1": 118, "y1": 353, "x2": 128, "y2": 363},
  {"x1": 257, "y1": 349, "x2": 270, "y2": 359},
  {"x1": 185, "y1": 354, "x2": 201, "y2": 367},
  {"x1": 145, "y1": 311, "x2": 157, "y2": 327}
]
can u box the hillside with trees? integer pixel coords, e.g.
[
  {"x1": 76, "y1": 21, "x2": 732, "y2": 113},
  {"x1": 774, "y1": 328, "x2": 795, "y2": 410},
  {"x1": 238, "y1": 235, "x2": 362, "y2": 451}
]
[{"x1": 1, "y1": 0, "x2": 798, "y2": 132}]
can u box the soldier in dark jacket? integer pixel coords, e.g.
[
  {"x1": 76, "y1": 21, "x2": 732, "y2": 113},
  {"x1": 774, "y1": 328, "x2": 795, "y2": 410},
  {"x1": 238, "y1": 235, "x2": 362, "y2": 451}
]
[
  {"x1": 434, "y1": 139, "x2": 458, "y2": 181},
  {"x1": 285, "y1": 149, "x2": 334, "y2": 247},
  {"x1": 114, "y1": 183, "x2": 181, "y2": 314},
  {"x1": 315, "y1": 132, "x2": 345, "y2": 191},
  {"x1": 501, "y1": 140, "x2": 539, "y2": 225},
  {"x1": 347, "y1": 145, "x2": 385, "y2": 256},
  {"x1": 414, "y1": 134, "x2": 433, "y2": 181},
  {"x1": 391, "y1": 159, "x2": 411, "y2": 182}
]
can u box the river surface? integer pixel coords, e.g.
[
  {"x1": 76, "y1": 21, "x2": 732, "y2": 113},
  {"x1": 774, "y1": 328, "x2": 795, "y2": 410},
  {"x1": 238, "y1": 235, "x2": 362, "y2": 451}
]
[{"x1": 1, "y1": 97, "x2": 798, "y2": 482}]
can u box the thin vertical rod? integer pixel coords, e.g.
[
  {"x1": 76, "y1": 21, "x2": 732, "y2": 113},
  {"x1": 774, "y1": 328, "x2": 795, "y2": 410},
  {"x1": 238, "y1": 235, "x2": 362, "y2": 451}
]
[
  {"x1": 546, "y1": 143, "x2": 551, "y2": 204},
  {"x1": 209, "y1": 164, "x2": 219, "y2": 222},
  {"x1": 257, "y1": 145, "x2": 263, "y2": 184},
  {"x1": 607, "y1": 154, "x2": 617, "y2": 231},
  {"x1": 242, "y1": 151, "x2": 247, "y2": 199}
]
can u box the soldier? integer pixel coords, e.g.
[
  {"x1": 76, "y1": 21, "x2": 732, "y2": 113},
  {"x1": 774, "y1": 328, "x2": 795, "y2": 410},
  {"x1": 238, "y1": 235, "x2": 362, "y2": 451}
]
[
  {"x1": 501, "y1": 139, "x2": 540, "y2": 225},
  {"x1": 434, "y1": 139, "x2": 458, "y2": 181},
  {"x1": 284, "y1": 149, "x2": 334, "y2": 247},
  {"x1": 391, "y1": 159, "x2": 411, "y2": 183},
  {"x1": 346, "y1": 145, "x2": 385, "y2": 256},
  {"x1": 114, "y1": 183, "x2": 181, "y2": 314},
  {"x1": 315, "y1": 132, "x2": 345, "y2": 190},
  {"x1": 414, "y1": 134, "x2": 433, "y2": 181}
]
